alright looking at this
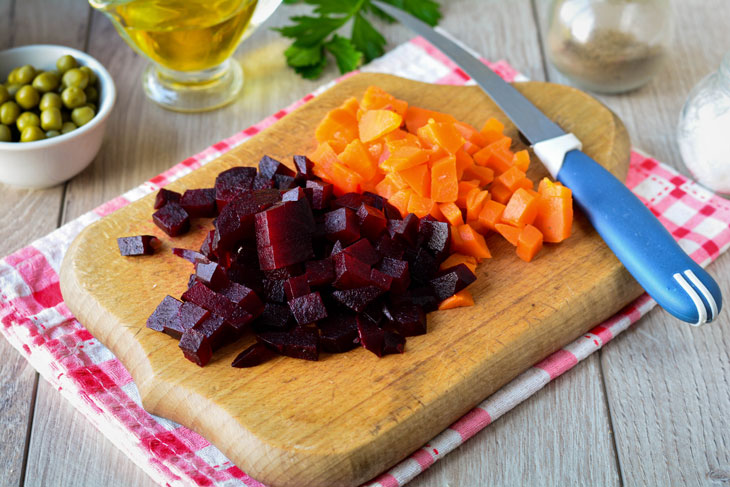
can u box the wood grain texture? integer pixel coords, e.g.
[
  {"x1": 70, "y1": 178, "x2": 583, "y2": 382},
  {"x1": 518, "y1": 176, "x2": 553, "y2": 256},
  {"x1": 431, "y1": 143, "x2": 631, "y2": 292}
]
[{"x1": 60, "y1": 73, "x2": 635, "y2": 487}]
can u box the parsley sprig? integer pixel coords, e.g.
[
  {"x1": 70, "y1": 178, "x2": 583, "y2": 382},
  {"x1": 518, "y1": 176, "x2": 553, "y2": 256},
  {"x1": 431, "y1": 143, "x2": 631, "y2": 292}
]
[{"x1": 276, "y1": 0, "x2": 442, "y2": 79}]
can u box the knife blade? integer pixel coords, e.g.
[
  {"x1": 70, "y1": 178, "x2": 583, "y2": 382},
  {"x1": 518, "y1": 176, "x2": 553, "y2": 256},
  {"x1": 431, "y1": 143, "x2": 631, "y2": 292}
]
[{"x1": 372, "y1": 0, "x2": 722, "y2": 326}]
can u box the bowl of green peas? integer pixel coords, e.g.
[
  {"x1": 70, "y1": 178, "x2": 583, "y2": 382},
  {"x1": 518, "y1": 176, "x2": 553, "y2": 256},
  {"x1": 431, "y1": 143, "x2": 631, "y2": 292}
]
[{"x1": 0, "y1": 45, "x2": 116, "y2": 188}]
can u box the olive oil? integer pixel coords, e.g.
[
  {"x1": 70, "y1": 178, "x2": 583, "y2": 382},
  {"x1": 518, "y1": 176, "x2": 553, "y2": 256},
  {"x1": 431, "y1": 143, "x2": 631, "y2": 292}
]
[{"x1": 91, "y1": 0, "x2": 258, "y2": 72}]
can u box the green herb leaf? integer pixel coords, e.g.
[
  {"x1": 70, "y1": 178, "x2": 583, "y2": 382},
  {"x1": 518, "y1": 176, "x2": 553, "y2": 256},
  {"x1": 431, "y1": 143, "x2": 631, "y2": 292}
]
[
  {"x1": 275, "y1": 15, "x2": 346, "y2": 46},
  {"x1": 284, "y1": 44, "x2": 324, "y2": 68},
  {"x1": 304, "y1": 0, "x2": 357, "y2": 15},
  {"x1": 351, "y1": 13, "x2": 386, "y2": 62},
  {"x1": 325, "y1": 35, "x2": 362, "y2": 73},
  {"x1": 294, "y1": 57, "x2": 328, "y2": 79}
]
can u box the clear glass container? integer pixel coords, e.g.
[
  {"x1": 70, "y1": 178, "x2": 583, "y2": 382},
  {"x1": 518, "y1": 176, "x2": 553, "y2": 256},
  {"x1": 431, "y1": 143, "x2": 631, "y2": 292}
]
[
  {"x1": 546, "y1": 0, "x2": 672, "y2": 94},
  {"x1": 677, "y1": 53, "x2": 730, "y2": 195}
]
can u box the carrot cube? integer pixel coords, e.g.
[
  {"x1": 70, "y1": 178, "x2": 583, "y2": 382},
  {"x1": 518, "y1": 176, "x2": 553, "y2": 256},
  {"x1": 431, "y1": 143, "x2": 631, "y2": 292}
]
[
  {"x1": 502, "y1": 188, "x2": 540, "y2": 227},
  {"x1": 431, "y1": 155, "x2": 459, "y2": 202},
  {"x1": 480, "y1": 117, "x2": 505, "y2": 144},
  {"x1": 490, "y1": 181, "x2": 513, "y2": 204},
  {"x1": 495, "y1": 223, "x2": 521, "y2": 246},
  {"x1": 438, "y1": 289, "x2": 475, "y2": 310},
  {"x1": 388, "y1": 189, "x2": 412, "y2": 217},
  {"x1": 456, "y1": 180, "x2": 480, "y2": 208},
  {"x1": 399, "y1": 163, "x2": 430, "y2": 198},
  {"x1": 440, "y1": 203, "x2": 464, "y2": 226},
  {"x1": 404, "y1": 105, "x2": 456, "y2": 133},
  {"x1": 359, "y1": 109, "x2": 403, "y2": 143},
  {"x1": 495, "y1": 166, "x2": 528, "y2": 193},
  {"x1": 477, "y1": 200, "x2": 506, "y2": 232},
  {"x1": 417, "y1": 119, "x2": 465, "y2": 154},
  {"x1": 454, "y1": 149, "x2": 474, "y2": 179},
  {"x1": 339, "y1": 139, "x2": 377, "y2": 182},
  {"x1": 463, "y1": 164, "x2": 494, "y2": 186},
  {"x1": 512, "y1": 150, "x2": 530, "y2": 172},
  {"x1": 407, "y1": 193, "x2": 435, "y2": 218},
  {"x1": 440, "y1": 253, "x2": 478, "y2": 274},
  {"x1": 516, "y1": 224, "x2": 543, "y2": 262},
  {"x1": 453, "y1": 224, "x2": 491, "y2": 260}
]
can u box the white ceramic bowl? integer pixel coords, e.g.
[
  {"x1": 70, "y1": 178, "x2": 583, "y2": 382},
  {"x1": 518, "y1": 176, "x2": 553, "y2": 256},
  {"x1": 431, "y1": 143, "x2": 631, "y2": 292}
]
[{"x1": 0, "y1": 45, "x2": 116, "y2": 188}]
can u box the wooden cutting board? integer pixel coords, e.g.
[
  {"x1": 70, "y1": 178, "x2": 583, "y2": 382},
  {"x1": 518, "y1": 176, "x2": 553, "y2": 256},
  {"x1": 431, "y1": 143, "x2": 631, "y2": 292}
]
[{"x1": 60, "y1": 73, "x2": 642, "y2": 487}]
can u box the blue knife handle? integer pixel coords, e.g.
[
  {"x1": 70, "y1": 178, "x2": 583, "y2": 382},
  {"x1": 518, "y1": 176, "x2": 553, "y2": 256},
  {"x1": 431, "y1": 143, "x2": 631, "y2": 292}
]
[{"x1": 557, "y1": 149, "x2": 722, "y2": 325}]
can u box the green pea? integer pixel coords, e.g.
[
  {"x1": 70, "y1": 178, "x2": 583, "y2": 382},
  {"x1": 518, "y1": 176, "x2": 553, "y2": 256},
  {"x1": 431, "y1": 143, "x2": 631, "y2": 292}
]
[
  {"x1": 62, "y1": 68, "x2": 88, "y2": 89},
  {"x1": 0, "y1": 85, "x2": 9, "y2": 105},
  {"x1": 71, "y1": 106, "x2": 95, "y2": 127},
  {"x1": 0, "y1": 124, "x2": 11, "y2": 142},
  {"x1": 15, "y1": 85, "x2": 40, "y2": 110},
  {"x1": 61, "y1": 121, "x2": 77, "y2": 134},
  {"x1": 84, "y1": 102, "x2": 97, "y2": 112},
  {"x1": 0, "y1": 101, "x2": 20, "y2": 125},
  {"x1": 16, "y1": 111, "x2": 40, "y2": 131},
  {"x1": 79, "y1": 66, "x2": 97, "y2": 85},
  {"x1": 6, "y1": 83, "x2": 21, "y2": 97},
  {"x1": 61, "y1": 86, "x2": 86, "y2": 109},
  {"x1": 45, "y1": 130, "x2": 61, "y2": 138},
  {"x1": 39, "y1": 92, "x2": 62, "y2": 111},
  {"x1": 40, "y1": 108, "x2": 62, "y2": 131},
  {"x1": 20, "y1": 125, "x2": 45, "y2": 142},
  {"x1": 32, "y1": 71, "x2": 60, "y2": 93},
  {"x1": 15, "y1": 65, "x2": 36, "y2": 85},
  {"x1": 56, "y1": 55, "x2": 77, "y2": 74},
  {"x1": 84, "y1": 85, "x2": 99, "y2": 103},
  {"x1": 6, "y1": 67, "x2": 20, "y2": 84}
]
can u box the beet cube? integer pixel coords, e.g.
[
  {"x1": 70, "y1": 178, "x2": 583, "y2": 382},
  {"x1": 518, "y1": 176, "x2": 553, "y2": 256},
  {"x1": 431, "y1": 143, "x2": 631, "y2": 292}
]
[
  {"x1": 262, "y1": 279, "x2": 286, "y2": 303},
  {"x1": 362, "y1": 191, "x2": 386, "y2": 210},
  {"x1": 253, "y1": 175, "x2": 275, "y2": 190},
  {"x1": 375, "y1": 234, "x2": 405, "y2": 260},
  {"x1": 281, "y1": 187, "x2": 307, "y2": 203},
  {"x1": 263, "y1": 264, "x2": 303, "y2": 281},
  {"x1": 215, "y1": 166, "x2": 256, "y2": 210},
  {"x1": 153, "y1": 202, "x2": 190, "y2": 237},
  {"x1": 258, "y1": 155, "x2": 295, "y2": 180},
  {"x1": 330, "y1": 240, "x2": 344, "y2": 256},
  {"x1": 181, "y1": 188, "x2": 217, "y2": 218},
  {"x1": 288, "y1": 292, "x2": 328, "y2": 325},
  {"x1": 232, "y1": 342, "x2": 276, "y2": 368},
  {"x1": 405, "y1": 247, "x2": 439, "y2": 284},
  {"x1": 255, "y1": 200, "x2": 315, "y2": 246},
  {"x1": 331, "y1": 286, "x2": 384, "y2": 313},
  {"x1": 220, "y1": 282, "x2": 264, "y2": 317},
  {"x1": 293, "y1": 154, "x2": 314, "y2": 178},
  {"x1": 356, "y1": 203, "x2": 387, "y2": 241},
  {"x1": 179, "y1": 329, "x2": 213, "y2": 366},
  {"x1": 227, "y1": 308, "x2": 255, "y2": 333},
  {"x1": 217, "y1": 189, "x2": 282, "y2": 249},
  {"x1": 200, "y1": 230, "x2": 216, "y2": 259},
  {"x1": 284, "y1": 274, "x2": 311, "y2": 301},
  {"x1": 418, "y1": 220, "x2": 451, "y2": 260},
  {"x1": 378, "y1": 257, "x2": 411, "y2": 294},
  {"x1": 257, "y1": 328, "x2": 319, "y2": 361},
  {"x1": 369, "y1": 268, "x2": 393, "y2": 291},
  {"x1": 332, "y1": 252, "x2": 373, "y2": 290},
  {"x1": 387, "y1": 213, "x2": 418, "y2": 245},
  {"x1": 182, "y1": 282, "x2": 237, "y2": 318},
  {"x1": 154, "y1": 188, "x2": 181, "y2": 209},
  {"x1": 117, "y1": 235, "x2": 159, "y2": 256},
  {"x1": 318, "y1": 315, "x2": 359, "y2": 353},
  {"x1": 258, "y1": 237, "x2": 314, "y2": 270},
  {"x1": 305, "y1": 259, "x2": 335, "y2": 287},
  {"x1": 192, "y1": 314, "x2": 229, "y2": 350},
  {"x1": 404, "y1": 287, "x2": 439, "y2": 312},
  {"x1": 383, "y1": 331, "x2": 406, "y2": 355},
  {"x1": 187, "y1": 274, "x2": 203, "y2": 289},
  {"x1": 363, "y1": 300, "x2": 385, "y2": 325},
  {"x1": 332, "y1": 192, "x2": 376, "y2": 211},
  {"x1": 383, "y1": 201, "x2": 403, "y2": 220},
  {"x1": 306, "y1": 180, "x2": 333, "y2": 210},
  {"x1": 274, "y1": 174, "x2": 297, "y2": 190},
  {"x1": 324, "y1": 207, "x2": 360, "y2": 244},
  {"x1": 384, "y1": 302, "x2": 427, "y2": 336},
  {"x1": 429, "y1": 264, "x2": 477, "y2": 301},
  {"x1": 356, "y1": 316, "x2": 385, "y2": 357},
  {"x1": 194, "y1": 261, "x2": 228, "y2": 289},
  {"x1": 256, "y1": 302, "x2": 294, "y2": 330},
  {"x1": 343, "y1": 238, "x2": 379, "y2": 267},
  {"x1": 170, "y1": 301, "x2": 209, "y2": 339},
  {"x1": 147, "y1": 295, "x2": 182, "y2": 332}
]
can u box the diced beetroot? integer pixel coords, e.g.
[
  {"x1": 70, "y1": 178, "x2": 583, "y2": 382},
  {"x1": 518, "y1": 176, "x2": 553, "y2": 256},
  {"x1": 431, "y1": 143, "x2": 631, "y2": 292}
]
[
  {"x1": 262, "y1": 279, "x2": 286, "y2": 303},
  {"x1": 182, "y1": 282, "x2": 236, "y2": 318},
  {"x1": 179, "y1": 329, "x2": 213, "y2": 366},
  {"x1": 387, "y1": 213, "x2": 418, "y2": 245},
  {"x1": 258, "y1": 237, "x2": 314, "y2": 270},
  {"x1": 384, "y1": 302, "x2": 426, "y2": 336},
  {"x1": 256, "y1": 302, "x2": 294, "y2": 330},
  {"x1": 418, "y1": 220, "x2": 451, "y2": 260},
  {"x1": 274, "y1": 174, "x2": 297, "y2": 190},
  {"x1": 215, "y1": 167, "x2": 256, "y2": 211},
  {"x1": 255, "y1": 200, "x2": 315, "y2": 247},
  {"x1": 330, "y1": 240, "x2": 344, "y2": 256},
  {"x1": 281, "y1": 187, "x2": 307, "y2": 203},
  {"x1": 153, "y1": 202, "x2": 190, "y2": 237},
  {"x1": 404, "y1": 287, "x2": 439, "y2": 312},
  {"x1": 383, "y1": 200, "x2": 403, "y2": 220},
  {"x1": 332, "y1": 192, "x2": 377, "y2": 211},
  {"x1": 170, "y1": 301, "x2": 209, "y2": 339},
  {"x1": 369, "y1": 268, "x2": 393, "y2": 291},
  {"x1": 173, "y1": 247, "x2": 210, "y2": 265},
  {"x1": 331, "y1": 286, "x2": 384, "y2": 313},
  {"x1": 375, "y1": 234, "x2": 405, "y2": 260},
  {"x1": 363, "y1": 300, "x2": 384, "y2": 325},
  {"x1": 429, "y1": 264, "x2": 477, "y2": 301},
  {"x1": 356, "y1": 203, "x2": 387, "y2": 241},
  {"x1": 383, "y1": 331, "x2": 406, "y2": 354},
  {"x1": 232, "y1": 342, "x2": 276, "y2": 367},
  {"x1": 404, "y1": 248, "x2": 438, "y2": 284},
  {"x1": 318, "y1": 314, "x2": 359, "y2": 353},
  {"x1": 117, "y1": 235, "x2": 159, "y2": 256},
  {"x1": 378, "y1": 257, "x2": 410, "y2": 294},
  {"x1": 324, "y1": 207, "x2": 360, "y2": 244},
  {"x1": 293, "y1": 154, "x2": 314, "y2": 178},
  {"x1": 356, "y1": 316, "x2": 385, "y2": 357},
  {"x1": 343, "y1": 238, "x2": 379, "y2": 267},
  {"x1": 253, "y1": 175, "x2": 275, "y2": 190},
  {"x1": 188, "y1": 274, "x2": 203, "y2": 289},
  {"x1": 257, "y1": 328, "x2": 319, "y2": 361},
  {"x1": 332, "y1": 252, "x2": 373, "y2": 290},
  {"x1": 195, "y1": 261, "x2": 229, "y2": 289},
  {"x1": 181, "y1": 188, "x2": 217, "y2": 218},
  {"x1": 200, "y1": 230, "x2": 216, "y2": 259},
  {"x1": 154, "y1": 188, "x2": 181, "y2": 209},
  {"x1": 284, "y1": 274, "x2": 311, "y2": 301},
  {"x1": 305, "y1": 259, "x2": 335, "y2": 286},
  {"x1": 288, "y1": 291, "x2": 328, "y2": 325},
  {"x1": 220, "y1": 282, "x2": 264, "y2": 317},
  {"x1": 192, "y1": 314, "x2": 229, "y2": 350},
  {"x1": 227, "y1": 308, "x2": 255, "y2": 334},
  {"x1": 258, "y1": 155, "x2": 296, "y2": 180},
  {"x1": 147, "y1": 295, "x2": 182, "y2": 332},
  {"x1": 362, "y1": 191, "x2": 386, "y2": 210},
  {"x1": 263, "y1": 264, "x2": 302, "y2": 281},
  {"x1": 306, "y1": 180, "x2": 333, "y2": 210},
  {"x1": 216, "y1": 189, "x2": 282, "y2": 249}
]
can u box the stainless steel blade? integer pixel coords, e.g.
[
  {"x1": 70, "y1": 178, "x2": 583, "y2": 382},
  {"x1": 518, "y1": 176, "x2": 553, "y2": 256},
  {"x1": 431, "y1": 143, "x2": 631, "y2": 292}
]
[{"x1": 371, "y1": 1, "x2": 566, "y2": 145}]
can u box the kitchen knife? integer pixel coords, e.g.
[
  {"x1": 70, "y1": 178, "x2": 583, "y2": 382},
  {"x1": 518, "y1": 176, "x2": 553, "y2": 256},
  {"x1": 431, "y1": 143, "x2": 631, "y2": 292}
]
[{"x1": 372, "y1": 1, "x2": 721, "y2": 325}]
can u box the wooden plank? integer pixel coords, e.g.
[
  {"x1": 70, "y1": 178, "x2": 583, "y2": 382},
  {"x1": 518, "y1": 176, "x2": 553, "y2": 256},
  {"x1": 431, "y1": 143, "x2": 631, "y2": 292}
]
[{"x1": 533, "y1": 1, "x2": 730, "y2": 485}]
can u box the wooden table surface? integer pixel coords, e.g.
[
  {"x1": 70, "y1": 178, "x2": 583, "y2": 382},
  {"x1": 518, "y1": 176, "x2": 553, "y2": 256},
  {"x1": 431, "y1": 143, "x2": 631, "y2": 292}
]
[{"x1": 1, "y1": 1, "x2": 728, "y2": 486}]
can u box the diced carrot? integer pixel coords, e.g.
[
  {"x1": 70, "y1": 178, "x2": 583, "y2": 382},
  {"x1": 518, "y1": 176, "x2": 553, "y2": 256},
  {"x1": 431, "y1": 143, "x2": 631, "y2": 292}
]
[
  {"x1": 359, "y1": 109, "x2": 403, "y2": 143},
  {"x1": 440, "y1": 253, "x2": 478, "y2": 274},
  {"x1": 407, "y1": 193, "x2": 435, "y2": 218},
  {"x1": 340, "y1": 96, "x2": 360, "y2": 117},
  {"x1": 454, "y1": 149, "x2": 474, "y2": 179},
  {"x1": 495, "y1": 223, "x2": 521, "y2": 246},
  {"x1": 473, "y1": 137, "x2": 513, "y2": 174},
  {"x1": 450, "y1": 224, "x2": 465, "y2": 253},
  {"x1": 367, "y1": 140, "x2": 385, "y2": 162},
  {"x1": 399, "y1": 164, "x2": 430, "y2": 197},
  {"x1": 538, "y1": 177, "x2": 572, "y2": 198},
  {"x1": 517, "y1": 178, "x2": 535, "y2": 191},
  {"x1": 463, "y1": 164, "x2": 494, "y2": 186},
  {"x1": 502, "y1": 187, "x2": 540, "y2": 227},
  {"x1": 440, "y1": 203, "x2": 464, "y2": 226},
  {"x1": 385, "y1": 141, "x2": 429, "y2": 171},
  {"x1": 466, "y1": 189, "x2": 490, "y2": 224},
  {"x1": 375, "y1": 173, "x2": 402, "y2": 199},
  {"x1": 438, "y1": 289, "x2": 475, "y2": 310},
  {"x1": 431, "y1": 155, "x2": 459, "y2": 202},
  {"x1": 456, "y1": 180, "x2": 480, "y2": 208},
  {"x1": 454, "y1": 121, "x2": 488, "y2": 147},
  {"x1": 490, "y1": 181, "x2": 513, "y2": 204},
  {"x1": 480, "y1": 117, "x2": 505, "y2": 144},
  {"x1": 404, "y1": 105, "x2": 457, "y2": 133},
  {"x1": 382, "y1": 129, "x2": 420, "y2": 145},
  {"x1": 453, "y1": 224, "x2": 491, "y2": 260},
  {"x1": 535, "y1": 178, "x2": 573, "y2": 242},
  {"x1": 330, "y1": 162, "x2": 362, "y2": 196},
  {"x1": 429, "y1": 202, "x2": 445, "y2": 220},
  {"x1": 389, "y1": 189, "x2": 412, "y2": 217},
  {"x1": 463, "y1": 140, "x2": 482, "y2": 155},
  {"x1": 516, "y1": 224, "x2": 543, "y2": 262},
  {"x1": 361, "y1": 85, "x2": 408, "y2": 117},
  {"x1": 339, "y1": 139, "x2": 377, "y2": 182},
  {"x1": 496, "y1": 166, "x2": 528, "y2": 193},
  {"x1": 315, "y1": 107, "x2": 359, "y2": 149},
  {"x1": 477, "y1": 200, "x2": 506, "y2": 233},
  {"x1": 309, "y1": 141, "x2": 340, "y2": 180},
  {"x1": 418, "y1": 119, "x2": 465, "y2": 154},
  {"x1": 512, "y1": 150, "x2": 530, "y2": 172}
]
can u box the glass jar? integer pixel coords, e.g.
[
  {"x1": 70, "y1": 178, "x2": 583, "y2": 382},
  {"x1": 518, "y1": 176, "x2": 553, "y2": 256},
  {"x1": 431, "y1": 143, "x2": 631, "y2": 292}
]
[
  {"x1": 677, "y1": 53, "x2": 730, "y2": 195},
  {"x1": 546, "y1": 0, "x2": 672, "y2": 94}
]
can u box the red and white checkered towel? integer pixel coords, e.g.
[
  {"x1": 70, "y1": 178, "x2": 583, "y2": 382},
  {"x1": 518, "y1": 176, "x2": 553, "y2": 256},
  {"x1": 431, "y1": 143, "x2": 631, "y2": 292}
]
[{"x1": 1, "y1": 37, "x2": 729, "y2": 487}]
